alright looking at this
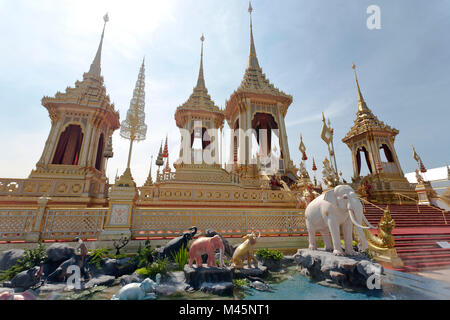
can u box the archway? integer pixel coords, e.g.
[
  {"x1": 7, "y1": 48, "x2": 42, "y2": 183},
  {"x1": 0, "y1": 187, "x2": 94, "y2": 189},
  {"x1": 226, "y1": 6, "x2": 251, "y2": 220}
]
[
  {"x1": 355, "y1": 146, "x2": 372, "y2": 176},
  {"x1": 95, "y1": 133, "x2": 105, "y2": 171},
  {"x1": 379, "y1": 144, "x2": 394, "y2": 162},
  {"x1": 52, "y1": 124, "x2": 84, "y2": 165},
  {"x1": 251, "y1": 113, "x2": 278, "y2": 156}
]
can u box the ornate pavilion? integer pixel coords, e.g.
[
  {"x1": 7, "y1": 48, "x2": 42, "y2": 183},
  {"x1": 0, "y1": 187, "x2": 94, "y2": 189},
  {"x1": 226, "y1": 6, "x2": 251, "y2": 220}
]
[{"x1": 0, "y1": 5, "x2": 447, "y2": 270}]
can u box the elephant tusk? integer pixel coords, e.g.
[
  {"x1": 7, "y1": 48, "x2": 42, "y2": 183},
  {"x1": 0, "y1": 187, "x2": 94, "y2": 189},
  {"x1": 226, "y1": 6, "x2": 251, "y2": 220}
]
[
  {"x1": 362, "y1": 214, "x2": 377, "y2": 229},
  {"x1": 348, "y1": 209, "x2": 372, "y2": 229},
  {"x1": 258, "y1": 231, "x2": 261, "y2": 238}
]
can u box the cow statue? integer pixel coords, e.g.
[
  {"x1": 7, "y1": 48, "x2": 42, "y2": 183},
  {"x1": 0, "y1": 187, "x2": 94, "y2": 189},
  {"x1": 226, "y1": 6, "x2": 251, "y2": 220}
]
[
  {"x1": 188, "y1": 235, "x2": 224, "y2": 268},
  {"x1": 111, "y1": 275, "x2": 161, "y2": 300},
  {"x1": 231, "y1": 231, "x2": 261, "y2": 269}
]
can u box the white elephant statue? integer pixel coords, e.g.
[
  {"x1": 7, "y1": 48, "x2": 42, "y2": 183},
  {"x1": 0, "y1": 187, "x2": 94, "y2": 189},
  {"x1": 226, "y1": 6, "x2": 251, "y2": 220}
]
[
  {"x1": 111, "y1": 274, "x2": 161, "y2": 300},
  {"x1": 305, "y1": 184, "x2": 376, "y2": 256}
]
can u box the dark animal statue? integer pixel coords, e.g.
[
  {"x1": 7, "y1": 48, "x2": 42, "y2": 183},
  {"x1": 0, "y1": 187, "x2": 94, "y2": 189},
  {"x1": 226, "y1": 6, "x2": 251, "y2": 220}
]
[{"x1": 157, "y1": 226, "x2": 197, "y2": 260}]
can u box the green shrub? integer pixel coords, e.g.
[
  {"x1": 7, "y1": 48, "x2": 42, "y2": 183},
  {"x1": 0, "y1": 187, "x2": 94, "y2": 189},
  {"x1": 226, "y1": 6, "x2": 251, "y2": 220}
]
[
  {"x1": 130, "y1": 240, "x2": 155, "y2": 268},
  {"x1": 233, "y1": 278, "x2": 248, "y2": 289},
  {"x1": 0, "y1": 242, "x2": 47, "y2": 282},
  {"x1": 172, "y1": 244, "x2": 189, "y2": 271},
  {"x1": 255, "y1": 248, "x2": 283, "y2": 261},
  {"x1": 136, "y1": 258, "x2": 169, "y2": 278},
  {"x1": 88, "y1": 248, "x2": 109, "y2": 269}
]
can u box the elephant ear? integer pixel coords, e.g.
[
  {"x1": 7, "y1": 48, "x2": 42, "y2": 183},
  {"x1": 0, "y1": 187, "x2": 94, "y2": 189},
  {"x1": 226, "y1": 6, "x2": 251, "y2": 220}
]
[{"x1": 323, "y1": 189, "x2": 336, "y2": 204}]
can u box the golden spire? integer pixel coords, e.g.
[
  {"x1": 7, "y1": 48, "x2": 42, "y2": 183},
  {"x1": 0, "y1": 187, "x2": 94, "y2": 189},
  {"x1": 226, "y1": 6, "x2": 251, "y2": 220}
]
[
  {"x1": 196, "y1": 34, "x2": 206, "y2": 89},
  {"x1": 89, "y1": 13, "x2": 109, "y2": 76},
  {"x1": 352, "y1": 63, "x2": 369, "y2": 112},
  {"x1": 248, "y1": 1, "x2": 260, "y2": 69}
]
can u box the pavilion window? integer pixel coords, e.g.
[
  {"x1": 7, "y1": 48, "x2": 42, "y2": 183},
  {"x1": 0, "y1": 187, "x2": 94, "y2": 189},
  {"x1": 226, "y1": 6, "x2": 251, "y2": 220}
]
[
  {"x1": 52, "y1": 124, "x2": 84, "y2": 165},
  {"x1": 95, "y1": 133, "x2": 105, "y2": 171},
  {"x1": 380, "y1": 144, "x2": 394, "y2": 162}
]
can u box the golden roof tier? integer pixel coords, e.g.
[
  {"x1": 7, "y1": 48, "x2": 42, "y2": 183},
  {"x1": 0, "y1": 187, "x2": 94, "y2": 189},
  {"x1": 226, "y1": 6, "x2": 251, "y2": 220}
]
[
  {"x1": 175, "y1": 34, "x2": 225, "y2": 129},
  {"x1": 225, "y1": 3, "x2": 292, "y2": 121},
  {"x1": 342, "y1": 63, "x2": 398, "y2": 143},
  {"x1": 41, "y1": 15, "x2": 119, "y2": 131}
]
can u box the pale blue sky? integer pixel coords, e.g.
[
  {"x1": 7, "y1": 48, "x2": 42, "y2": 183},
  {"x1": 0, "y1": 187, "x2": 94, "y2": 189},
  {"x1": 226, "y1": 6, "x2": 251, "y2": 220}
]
[{"x1": 0, "y1": 0, "x2": 449, "y2": 186}]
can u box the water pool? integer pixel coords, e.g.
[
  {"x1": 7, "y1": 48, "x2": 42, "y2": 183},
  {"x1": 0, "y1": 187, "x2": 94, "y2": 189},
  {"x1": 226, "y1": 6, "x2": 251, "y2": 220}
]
[{"x1": 244, "y1": 268, "x2": 450, "y2": 300}]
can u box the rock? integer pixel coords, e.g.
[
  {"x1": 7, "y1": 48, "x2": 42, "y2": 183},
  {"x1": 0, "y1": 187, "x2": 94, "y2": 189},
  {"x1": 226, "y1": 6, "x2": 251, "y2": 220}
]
[
  {"x1": 95, "y1": 257, "x2": 137, "y2": 278},
  {"x1": 258, "y1": 257, "x2": 282, "y2": 272},
  {"x1": 155, "y1": 271, "x2": 187, "y2": 296},
  {"x1": 46, "y1": 244, "x2": 75, "y2": 264},
  {"x1": 249, "y1": 280, "x2": 271, "y2": 291},
  {"x1": 281, "y1": 255, "x2": 296, "y2": 266},
  {"x1": 10, "y1": 267, "x2": 40, "y2": 290},
  {"x1": 84, "y1": 275, "x2": 115, "y2": 289},
  {"x1": 184, "y1": 264, "x2": 233, "y2": 291},
  {"x1": 200, "y1": 282, "x2": 234, "y2": 296},
  {"x1": 37, "y1": 283, "x2": 67, "y2": 294},
  {"x1": 0, "y1": 249, "x2": 25, "y2": 271},
  {"x1": 231, "y1": 264, "x2": 269, "y2": 280},
  {"x1": 293, "y1": 249, "x2": 383, "y2": 289},
  {"x1": 119, "y1": 272, "x2": 144, "y2": 286}
]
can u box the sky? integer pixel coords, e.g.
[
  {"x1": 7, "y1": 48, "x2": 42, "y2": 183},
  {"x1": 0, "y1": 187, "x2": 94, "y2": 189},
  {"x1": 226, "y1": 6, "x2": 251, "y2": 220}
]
[{"x1": 0, "y1": 0, "x2": 449, "y2": 186}]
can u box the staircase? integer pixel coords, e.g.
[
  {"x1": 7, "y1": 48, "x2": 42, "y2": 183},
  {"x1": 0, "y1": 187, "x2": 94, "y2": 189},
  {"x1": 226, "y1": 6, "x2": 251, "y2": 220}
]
[{"x1": 363, "y1": 203, "x2": 450, "y2": 271}]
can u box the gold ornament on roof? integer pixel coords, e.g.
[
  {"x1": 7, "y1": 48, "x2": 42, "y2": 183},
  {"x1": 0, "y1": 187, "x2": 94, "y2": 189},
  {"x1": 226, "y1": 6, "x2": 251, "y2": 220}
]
[{"x1": 343, "y1": 63, "x2": 398, "y2": 142}]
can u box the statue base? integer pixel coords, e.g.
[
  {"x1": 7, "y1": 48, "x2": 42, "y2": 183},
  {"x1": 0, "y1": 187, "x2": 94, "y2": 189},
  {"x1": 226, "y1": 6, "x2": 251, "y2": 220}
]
[
  {"x1": 184, "y1": 264, "x2": 233, "y2": 296},
  {"x1": 293, "y1": 249, "x2": 384, "y2": 289}
]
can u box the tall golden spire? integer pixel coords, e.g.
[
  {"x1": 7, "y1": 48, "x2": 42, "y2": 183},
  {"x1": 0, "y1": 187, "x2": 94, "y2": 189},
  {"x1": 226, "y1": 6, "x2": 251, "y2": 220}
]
[
  {"x1": 352, "y1": 63, "x2": 369, "y2": 112},
  {"x1": 196, "y1": 34, "x2": 206, "y2": 89},
  {"x1": 89, "y1": 13, "x2": 109, "y2": 76},
  {"x1": 248, "y1": 1, "x2": 260, "y2": 69}
]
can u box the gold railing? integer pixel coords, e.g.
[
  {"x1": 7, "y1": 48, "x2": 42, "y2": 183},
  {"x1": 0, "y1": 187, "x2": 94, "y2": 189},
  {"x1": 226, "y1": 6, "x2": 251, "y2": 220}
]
[
  {"x1": 395, "y1": 192, "x2": 420, "y2": 213},
  {"x1": 395, "y1": 192, "x2": 447, "y2": 225}
]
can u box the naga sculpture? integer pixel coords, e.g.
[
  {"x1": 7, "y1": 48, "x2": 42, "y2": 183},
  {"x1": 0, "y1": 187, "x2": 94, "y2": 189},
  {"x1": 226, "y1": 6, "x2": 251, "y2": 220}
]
[
  {"x1": 231, "y1": 231, "x2": 261, "y2": 269},
  {"x1": 188, "y1": 235, "x2": 224, "y2": 268},
  {"x1": 363, "y1": 207, "x2": 396, "y2": 249},
  {"x1": 305, "y1": 185, "x2": 376, "y2": 256}
]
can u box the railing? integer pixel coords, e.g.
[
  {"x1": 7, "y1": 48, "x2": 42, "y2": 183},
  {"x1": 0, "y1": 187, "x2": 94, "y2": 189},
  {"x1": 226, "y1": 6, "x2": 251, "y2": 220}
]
[
  {"x1": 395, "y1": 192, "x2": 448, "y2": 224},
  {"x1": 0, "y1": 209, "x2": 36, "y2": 241},
  {"x1": 41, "y1": 209, "x2": 107, "y2": 240},
  {"x1": 395, "y1": 192, "x2": 447, "y2": 225},
  {"x1": 395, "y1": 193, "x2": 421, "y2": 213},
  {"x1": 131, "y1": 208, "x2": 306, "y2": 238},
  {"x1": 359, "y1": 197, "x2": 387, "y2": 214}
]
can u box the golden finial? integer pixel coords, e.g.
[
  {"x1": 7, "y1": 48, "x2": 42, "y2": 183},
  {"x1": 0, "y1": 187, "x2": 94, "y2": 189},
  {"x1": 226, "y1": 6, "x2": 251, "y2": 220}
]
[
  {"x1": 352, "y1": 62, "x2": 369, "y2": 112},
  {"x1": 247, "y1": 1, "x2": 259, "y2": 69},
  {"x1": 89, "y1": 13, "x2": 109, "y2": 76},
  {"x1": 196, "y1": 34, "x2": 206, "y2": 89}
]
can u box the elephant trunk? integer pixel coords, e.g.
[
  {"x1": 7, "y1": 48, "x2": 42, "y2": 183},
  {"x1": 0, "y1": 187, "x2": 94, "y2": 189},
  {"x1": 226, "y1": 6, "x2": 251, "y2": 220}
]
[{"x1": 189, "y1": 226, "x2": 197, "y2": 238}]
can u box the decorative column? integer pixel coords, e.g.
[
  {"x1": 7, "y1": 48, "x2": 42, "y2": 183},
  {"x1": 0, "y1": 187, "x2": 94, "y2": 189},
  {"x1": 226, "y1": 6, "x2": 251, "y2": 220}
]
[
  {"x1": 99, "y1": 182, "x2": 137, "y2": 240},
  {"x1": 25, "y1": 196, "x2": 50, "y2": 242}
]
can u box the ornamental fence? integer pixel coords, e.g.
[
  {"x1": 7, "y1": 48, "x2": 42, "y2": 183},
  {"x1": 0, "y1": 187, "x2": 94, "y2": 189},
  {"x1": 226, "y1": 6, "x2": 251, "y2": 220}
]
[
  {"x1": 0, "y1": 207, "x2": 306, "y2": 242},
  {"x1": 0, "y1": 208, "x2": 107, "y2": 242},
  {"x1": 132, "y1": 208, "x2": 306, "y2": 238}
]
